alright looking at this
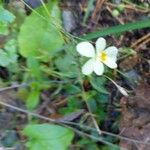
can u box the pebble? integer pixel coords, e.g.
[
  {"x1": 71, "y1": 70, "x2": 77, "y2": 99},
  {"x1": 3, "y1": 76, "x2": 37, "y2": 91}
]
[{"x1": 62, "y1": 10, "x2": 76, "y2": 32}]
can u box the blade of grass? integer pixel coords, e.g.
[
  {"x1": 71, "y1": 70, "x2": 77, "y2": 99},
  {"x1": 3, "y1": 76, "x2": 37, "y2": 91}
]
[
  {"x1": 81, "y1": 18, "x2": 150, "y2": 40},
  {"x1": 83, "y1": 0, "x2": 94, "y2": 24}
]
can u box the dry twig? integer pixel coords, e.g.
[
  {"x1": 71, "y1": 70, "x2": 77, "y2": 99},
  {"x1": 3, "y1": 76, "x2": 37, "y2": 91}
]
[
  {"x1": 131, "y1": 33, "x2": 150, "y2": 50},
  {"x1": 91, "y1": 0, "x2": 106, "y2": 21}
]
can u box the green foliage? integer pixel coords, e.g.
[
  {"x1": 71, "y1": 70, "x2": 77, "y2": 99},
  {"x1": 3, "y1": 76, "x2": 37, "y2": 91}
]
[
  {"x1": 18, "y1": 1, "x2": 64, "y2": 59},
  {"x1": 87, "y1": 98, "x2": 106, "y2": 122},
  {"x1": 17, "y1": 0, "x2": 66, "y2": 111},
  {"x1": 26, "y1": 88, "x2": 40, "y2": 110},
  {"x1": 0, "y1": 50, "x2": 11, "y2": 66},
  {"x1": 64, "y1": 84, "x2": 81, "y2": 94},
  {"x1": 59, "y1": 97, "x2": 79, "y2": 115},
  {"x1": 82, "y1": 18, "x2": 150, "y2": 40},
  {"x1": 0, "y1": 39, "x2": 18, "y2": 70},
  {"x1": 101, "y1": 146, "x2": 120, "y2": 150},
  {"x1": 0, "y1": 22, "x2": 8, "y2": 34},
  {"x1": 90, "y1": 76, "x2": 109, "y2": 94},
  {"x1": 23, "y1": 124, "x2": 74, "y2": 150},
  {"x1": 83, "y1": 0, "x2": 94, "y2": 24},
  {"x1": 27, "y1": 57, "x2": 42, "y2": 81},
  {"x1": 0, "y1": 1, "x2": 149, "y2": 149},
  {"x1": 25, "y1": 57, "x2": 43, "y2": 109},
  {"x1": 25, "y1": 81, "x2": 41, "y2": 110},
  {"x1": 0, "y1": 5, "x2": 15, "y2": 34},
  {"x1": 77, "y1": 138, "x2": 99, "y2": 150},
  {"x1": 54, "y1": 53, "x2": 78, "y2": 77},
  {"x1": 0, "y1": 6, "x2": 15, "y2": 23}
]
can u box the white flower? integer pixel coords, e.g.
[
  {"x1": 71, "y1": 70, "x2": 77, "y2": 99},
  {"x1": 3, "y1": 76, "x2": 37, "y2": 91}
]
[{"x1": 76, "y1": 37, "x2": 118, "y2": 75}]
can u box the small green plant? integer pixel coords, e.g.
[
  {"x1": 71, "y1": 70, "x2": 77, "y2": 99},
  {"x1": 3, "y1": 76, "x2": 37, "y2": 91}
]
[
  {"x1": 0, "y1": 5, "x2": 15, "y2": 34},
  {"x1": 23, "y1": 124, "x2": 74, "y2": 150},
  {"x1": 0, "y1": 1, "x2": 149, "y2": 150}
]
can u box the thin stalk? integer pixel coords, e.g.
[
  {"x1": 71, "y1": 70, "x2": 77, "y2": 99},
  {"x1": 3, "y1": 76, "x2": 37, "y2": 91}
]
[
  {"x1": 103, "y1": 74, "x2": 129, "y2": 97},
  {"x1": 76, "y1": 57, "x2": 102, "y2": 134},
  {"x1": 79, "y1": 77, "x2": 102, "y2": 135},
  {"x1": 40, "y1": 0, "x2": 50, "y2": 17}
]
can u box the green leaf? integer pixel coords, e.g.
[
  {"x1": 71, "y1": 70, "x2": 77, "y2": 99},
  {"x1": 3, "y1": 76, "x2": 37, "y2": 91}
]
[
  {"x1": 87, "y1": 99, "x2": 97, "y2": 112},
  {"x1": 0, "y1": 50, "x2": 10, "y2": 66},
  {"x1": 18, "y1": 1, "x2": 64, "y2": 58},
  {"x1": 81, "y1": 18, "x2": 150, "y2": 40},
  {"x1": 4, "y1": 39, "x2": 17, "y2": 53},
  {"x1": 26, "y1": 81, "x2": 41, "y2": 110},
  {"x1": 0, "y1": 39, "x2": 18, "y2": 68},
  {"x1": 27, "y1": 57, "x2": 42, "y2": 81},
  {"x1": 5, "y1": 39, "x2": 18, "y2": 63},
  {"x1": 25, "y1": 57, "x2": 42, "y2": 109},
  {"x1": 83, "y1": 0, "x2": 94, "y2": 24},
  {"x1": 90, "y1": 76, "x2": 109, "y2": 94},
  {"x1": 65, "y1": 85, "x2": 81, "y2": 94},
  {"x1": 0, "y1": 6, "x2": 15, "y2": 23},
  {"x1": 77, "y1": 138, "x2": 99, "y2": 150},
  {"x1": 0, "y1": 22, "x2": 8, "y2": 34},
  {"x1": 59, "y1": 97, "x2": 78, "y2": 115},
  {"x1": 26, "y1": 89, "x2": 40, "y2": 110},
  {"x1": 101, "y1": 146, "x2": 119, "y2": 150},
  {"x1": 23, "y1": 124, "x2": 74, "y2": 150},
  {"x1": 0, "y1": 6, "x2": 15, "y2": 34},
  {"x1": 54, "y1": 54, "x2": 78, "y2": 77}
]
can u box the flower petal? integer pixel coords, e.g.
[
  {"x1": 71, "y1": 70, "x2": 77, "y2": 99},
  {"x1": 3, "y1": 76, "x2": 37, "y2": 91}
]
[
  {"x1": 93, "y1": 59, "x2": 104, "y2": 75},
  {"x1": 76, "y1": 42, "x2": 95, "y2": 57},
  {"x1": 95, "y1": 37, "x2": 106, "y2": 53},
  {"x1": 105, "y1": 46, "x2": 118, "y2": 62},
  {"x1": 82, "y1": 59, "x2": 94, "y2": 75},
  {"x1": 103, "y1": 58, "x2": 117, "y2": 69}
]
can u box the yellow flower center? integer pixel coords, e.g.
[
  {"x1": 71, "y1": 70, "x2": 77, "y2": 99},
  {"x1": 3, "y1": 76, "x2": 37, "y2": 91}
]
[{"x1": 99, "y1": 52, "x2": 107, "y2": 62}]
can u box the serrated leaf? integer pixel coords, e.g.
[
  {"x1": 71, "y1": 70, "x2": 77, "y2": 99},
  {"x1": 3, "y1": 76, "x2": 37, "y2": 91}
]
[
  {"x1": 0, "y1": 6, "x2": 15, "y2": 23},
  {"x1": 23, "y1": 124, "x2": 74, "y2": 150},
  {"x1": 18, "y1": 1, "x2": 64, "y2": 58},
  {"x1": 0, "y1": 39, "x2": 18, "y2": 67},
  {"x1": 0, "y1": 50, "x2": 11, "y2": 67},
  {"x1": 0, "y1": 6, "x2": 15, "y2": 34}
]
